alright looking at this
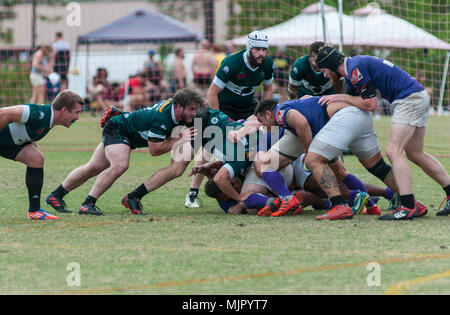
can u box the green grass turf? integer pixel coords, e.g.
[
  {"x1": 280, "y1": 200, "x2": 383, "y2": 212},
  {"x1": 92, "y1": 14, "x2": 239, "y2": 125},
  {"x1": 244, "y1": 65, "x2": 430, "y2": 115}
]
[{"x1": 0, "y1": 113, "x2": 449, "y2": 295}]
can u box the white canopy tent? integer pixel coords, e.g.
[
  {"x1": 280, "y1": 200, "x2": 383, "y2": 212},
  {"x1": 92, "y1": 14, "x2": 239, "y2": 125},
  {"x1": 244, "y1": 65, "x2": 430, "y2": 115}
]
[
  {"x1": 228, "y1": 2, "x2": 450, "y2": 114},
  {"x1": 228, "y1": 2, "x2": 450, "y2": 50}
]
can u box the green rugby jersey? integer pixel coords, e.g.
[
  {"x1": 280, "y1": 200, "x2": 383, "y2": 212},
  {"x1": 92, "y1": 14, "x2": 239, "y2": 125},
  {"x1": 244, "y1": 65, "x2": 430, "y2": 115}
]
[
  {"x1": 289, "y1": 55, "x2": 334, "y2": 97},
  {"x1": 109, "y1": 98, "x2": 180, "y2": 149},
  {"x1": 0, "y1": 104, "x2": 54, "y2": 146},
  {"x1": 201, "y1": 109, "x2": 259, "y2": 179},
  {"x1": 213, "y1": 50, "x2": 274, "y2": 118}
]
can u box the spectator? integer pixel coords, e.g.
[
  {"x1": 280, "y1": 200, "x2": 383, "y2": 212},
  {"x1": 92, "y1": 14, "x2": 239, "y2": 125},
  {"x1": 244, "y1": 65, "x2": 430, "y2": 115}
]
[
  {"x1": 191, "y1": 39, "x2": 216, "y2": 96},
  {"x1": 52, "y1": 32, "x2": 71, "y2": 90},
  {"x1": 272, "y1": 46, "x2": 292, "y2": 101},
  {"x1": 143, "y1": 50, "x2": 170, "y2": 102},
  {"x1": 120, "y1": 72, "x2": 149, "y2": 111},
  {"x1": 211, "y1": 43, "x2": 226, "y2": 75},
  {"x1": 226, "y1": 42, "x2": 236, "y2": 56},
  {"x1": 86, "y1": 76, "x2": 107, "y2": 115},
  {"x1": 103, "y1": 82, "x2": 124, "y2": 110},
  {"x1": 415, "y1": 70, "x2": 434, "y2": 111},
  {"x1": 95, "y1": 67, "x2": 110, "y2": 88},
  {"x1": 144, "y1": 49, "x2": 163, "y2": 86},
  {"x1": 172, "y1": 47, "x2": 187, "y2": 91},
  {"x1": 30, "y1": 45, "x2": 54, "y2": 104}
]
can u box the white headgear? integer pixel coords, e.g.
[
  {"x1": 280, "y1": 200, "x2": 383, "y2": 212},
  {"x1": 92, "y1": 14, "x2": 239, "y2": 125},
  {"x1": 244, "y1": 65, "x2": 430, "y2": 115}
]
[{"x1": 246, "y1": 31, "x2": 269, "y2": 55}]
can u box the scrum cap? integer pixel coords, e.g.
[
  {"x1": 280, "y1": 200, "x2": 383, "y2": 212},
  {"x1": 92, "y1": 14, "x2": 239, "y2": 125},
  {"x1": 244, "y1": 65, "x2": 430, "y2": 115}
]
[
  {"x1": 246, "y1": 31, "x2": 269, "y2": 55},
  {"x1": 316, "y1": 46, "x2": 342, "y2": 72}
]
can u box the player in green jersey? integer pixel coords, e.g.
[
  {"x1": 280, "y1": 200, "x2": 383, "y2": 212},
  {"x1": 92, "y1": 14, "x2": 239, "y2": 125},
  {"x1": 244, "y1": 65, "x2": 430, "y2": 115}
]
[
  {"x1": 46, "y1": 88, "x2": 205, "y2": 216},
  {"x1": 0, "y1": 90, "x2": 83, "y2": 220},
  {"x1": 287, "y1": 41, "x2": 343, "y2": 100},
  {"x1": 186, "y1": 31, "x2": 275, "y2": 208}
]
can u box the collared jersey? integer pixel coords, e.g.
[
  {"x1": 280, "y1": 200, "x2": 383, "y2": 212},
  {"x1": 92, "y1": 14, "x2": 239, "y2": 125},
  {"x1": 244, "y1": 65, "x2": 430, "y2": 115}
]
[
  {"x1": 0, "y1": 104, "x2": 54, "y2": 146},
  {"x1": 344, "y1": 55, "x2": 424, "y2": 103},
  {"x1": 289, "y1": 55, "x2": 333, "y2": 97},
  {"x1": 109, "y1": 98, "x2": 180, "y2": 148},
  {"x1": 200, "y1": 109, "x2": 259, "y2": 179},
  {"x1": 213, "y1": 50, "x2": 274, "y2": 116},
  {"x1": 274, "y1": 97, "x2": 327, "y2": 137}
]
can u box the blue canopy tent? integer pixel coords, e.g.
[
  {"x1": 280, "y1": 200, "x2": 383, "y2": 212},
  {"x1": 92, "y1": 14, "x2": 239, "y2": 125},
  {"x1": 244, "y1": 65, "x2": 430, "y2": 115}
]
[
  {"x1": 77, "y1": 9, "x2": 202, "y2": 45},
  {"x1": 72, "y1": 9, "x2": 202, "y2": 108}
]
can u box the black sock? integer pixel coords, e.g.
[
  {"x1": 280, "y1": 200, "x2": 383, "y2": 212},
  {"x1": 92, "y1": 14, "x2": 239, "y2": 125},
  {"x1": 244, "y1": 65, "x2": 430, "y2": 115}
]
[
  {"x1": 190, "y1": 188, "x2": 199, "y2": 197},
  {"x1": 82, "y1": 195, "x2": 97, "y2": 206},
  {"x1": 52, "y1": 184, "x2": 69, "y2": 199},
  {"x1": 400, "y1": 194, "x2": 415, "y2": 210},
  {"x1": 330, "y1": 195, "x2": 346, "y2": 207},
  {"x1": 443, "y1": 184, "x2": 450, "y2": 197},
  {"x1": 26, "y1": 167, "x2": 43, "y2": 212},
  {"x1": 128, "y1": 184, "x2": 148, "y2": 200}
]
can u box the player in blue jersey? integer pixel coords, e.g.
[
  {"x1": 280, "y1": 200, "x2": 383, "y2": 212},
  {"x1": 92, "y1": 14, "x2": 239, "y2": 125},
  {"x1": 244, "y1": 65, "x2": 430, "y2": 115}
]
[
  {"x1": 315, "y1": 45, "x2": 450, "y2": 219},
  {"x1": 253, "y1": 97, "x2": 399, "y2": 220},
  {"x1": 0, "y1": 90, "x2": 84, "y2": 220}
]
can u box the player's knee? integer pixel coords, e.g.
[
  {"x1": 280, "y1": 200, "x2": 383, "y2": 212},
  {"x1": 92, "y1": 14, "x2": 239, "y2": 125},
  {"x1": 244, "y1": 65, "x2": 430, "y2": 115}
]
[
  {"x1": 405, "y1": 150, "x2": 423, "y2": 165},
  {"x1": 384, "y1": 144, "x2": 401, "y2": 162},
  {"x1": 111, "y1": 162, "x2": 129, "y2": 177},
  {"x1": 171, "y1": 162, "x2": 188, "y2": 178},
  {"x1": 304, "y1": 154, "x2": 319, "y2": 170},
  {"x1": 365, "y1": 158, "x2": 392, "y2": 182},
  {"x1": 26, "y1": 151, "x2": 44, "y2": 168}
]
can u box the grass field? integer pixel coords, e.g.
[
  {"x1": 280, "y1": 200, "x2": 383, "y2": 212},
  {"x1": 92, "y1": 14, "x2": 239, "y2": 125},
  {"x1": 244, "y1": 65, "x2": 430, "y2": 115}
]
[{"x1": 0, "y1": 113, "x2": 449, "y2": 295}]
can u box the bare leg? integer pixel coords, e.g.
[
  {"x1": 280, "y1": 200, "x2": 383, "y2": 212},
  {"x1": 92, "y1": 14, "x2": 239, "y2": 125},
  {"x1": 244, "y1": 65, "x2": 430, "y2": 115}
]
[
  {"x1": 62, "y1": 143, "x2": 110, "y2": 192},
  {"x1": 88, "y1": 143, "x2": 131, "y2": 199},
  {"x1": 305, "y1": 152, "x2": 341, "y2": 198},
  {"x1": 385, "y1": 123, "x2": 417, "y2": 195},
  {"x1": 404, "y1": 126, "x2": 450, "y2": 188}
]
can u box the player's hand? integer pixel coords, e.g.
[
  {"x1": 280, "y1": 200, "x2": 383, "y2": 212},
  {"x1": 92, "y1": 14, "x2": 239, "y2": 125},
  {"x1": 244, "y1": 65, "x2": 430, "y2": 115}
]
[
  {"x1": 318, "y1": 95, "x2": 340, "y2": 106},
  {"x1": 227, "y1": 130, "x2": 240, "y2": 143},
  {"x1": 228, "y1": 202, "x2": 244, "y2": 215},
  {"x1": 179, "y1": 127, "x2": 197, "y2": 143}
]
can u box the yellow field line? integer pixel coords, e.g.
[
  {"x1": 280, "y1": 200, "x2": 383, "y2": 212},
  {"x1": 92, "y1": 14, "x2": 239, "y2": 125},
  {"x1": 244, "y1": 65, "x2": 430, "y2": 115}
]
[
  {"x1": 384, "y1": 270, "x2": 450, "y2": 295},
  {"x1": 44, "y1": 253, "x2": 450, "y2": 295}
]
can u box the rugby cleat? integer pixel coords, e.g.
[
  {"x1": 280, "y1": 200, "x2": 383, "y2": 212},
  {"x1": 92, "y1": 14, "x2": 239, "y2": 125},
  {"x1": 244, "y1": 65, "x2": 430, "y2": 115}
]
[
  {"x1": 185, "y1": 192, "x2": 203, "y2": 208},
  {"x1": 121, "y1": 194, "x2": 146, "y2": 215},
  {"x1": 316, "y1": 204, "x2": 353, "y2": 220},
  {"x1": 45, "y1": 193, "x2": 72, "y2": 213},
  {"x1": 378, "y1": 206, "x2": 418, "y2": 221},
  {"x1": 436, "y1": 196, "x2": 450, "y2": 216},
  {"x1": 100, "y1": 106, "x2": 122, "y2": 128},
  {"x1": 79, "y1": 203, "x2": 103, "y2": 216},
  {"x1": 271, "y1": 196, "x2": 300, "y2": 217},
  {"x1": 28, "y1": 209, "x2": 59, "y2": 221},
  {"x1": 257, "y1": 197, "x2": 281, "y2": 217},
  {"x1": 363, "y1": 204, "x2": 382, "y2": 215},
  {"x1": 351, "y1": 191, "x2": 370, "y2": 215},
  {"x1": 388, "y1": 192, "x2": 400, "y2": 210},
  {"x1": 415, "y1": 199, "x2": 428, "y2": 217}
]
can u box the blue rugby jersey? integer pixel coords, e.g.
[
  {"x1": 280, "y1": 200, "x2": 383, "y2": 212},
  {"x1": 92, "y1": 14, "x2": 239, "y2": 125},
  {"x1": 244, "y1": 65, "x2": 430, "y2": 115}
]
[
  {"x1": 274, "y1": 97, "x2": 327, "y2": 137},
  {"x1": 344, "y1": 55, "x2": 424, "y2": 103}
]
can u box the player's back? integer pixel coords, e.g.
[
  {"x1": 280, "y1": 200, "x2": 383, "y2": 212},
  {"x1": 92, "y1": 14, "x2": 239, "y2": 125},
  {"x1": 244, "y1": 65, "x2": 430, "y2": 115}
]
[
  {"x1": 345, "y1": 55, "x2": 424, "y2": 102},
  {"x1": 275, "y1": 97, "x2": 326, "y2": 137}
]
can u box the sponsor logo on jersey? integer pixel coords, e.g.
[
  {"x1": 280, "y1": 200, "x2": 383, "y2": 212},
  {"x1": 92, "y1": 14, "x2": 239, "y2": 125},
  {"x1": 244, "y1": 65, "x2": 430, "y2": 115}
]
[
  {"x1": 39, "y1": 112, "x2": 45, "y2": 120},
  {"x1": 275, "y1": 109, "x2": 285, "y2": 126},
  {"x1": 236, "y1": 72, "x2": 246, "y2": 80},
  {"x1": 223, "y1": 66, "x2": 230, "y2": 74},
  {"x1": 36, "y1": 128, "x2": 45, "y2": 135},
  {"x1": 211, "y1": 117, "x2": 219, "y2": 124},
  {"x1": 351, "y1": 68, "x2": 363, "y2": 85}
]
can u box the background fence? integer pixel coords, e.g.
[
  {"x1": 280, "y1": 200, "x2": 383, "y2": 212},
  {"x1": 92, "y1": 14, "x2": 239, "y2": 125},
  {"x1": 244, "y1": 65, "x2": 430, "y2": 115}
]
[{"x1": 0, "y1": 0, "x2": 448, "y2": 115}]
